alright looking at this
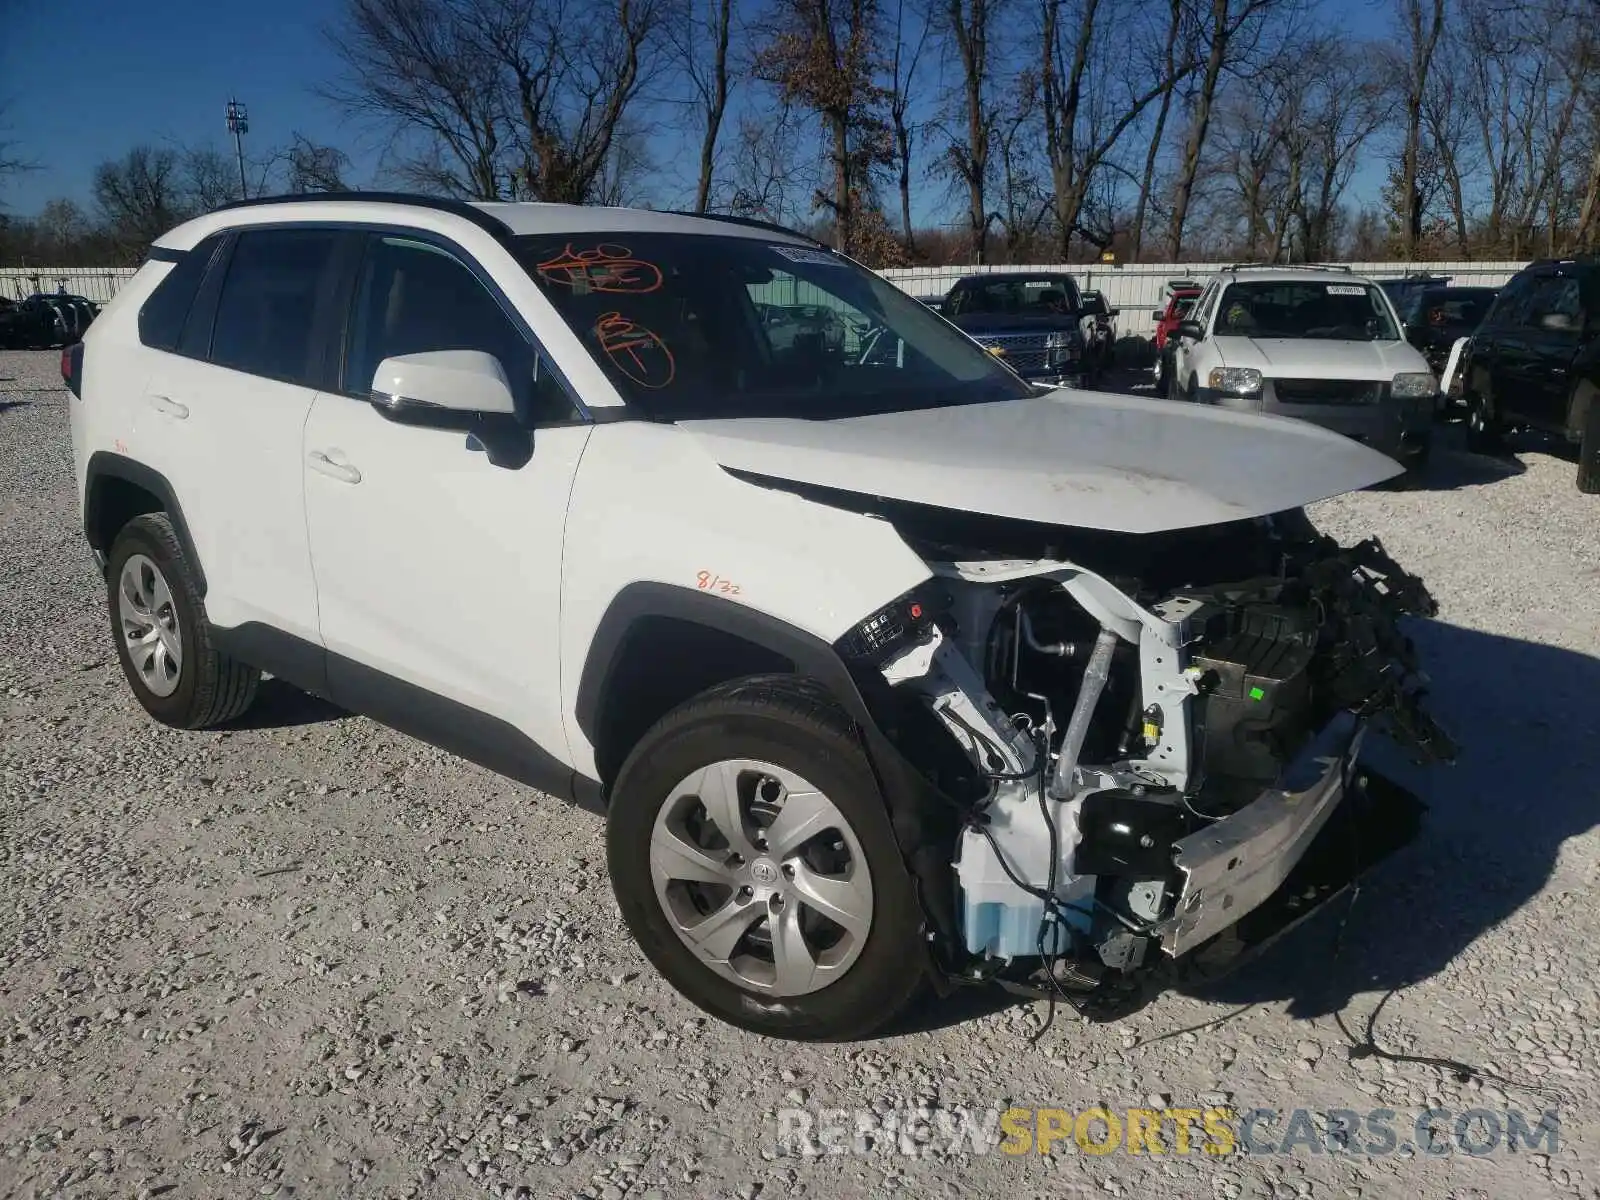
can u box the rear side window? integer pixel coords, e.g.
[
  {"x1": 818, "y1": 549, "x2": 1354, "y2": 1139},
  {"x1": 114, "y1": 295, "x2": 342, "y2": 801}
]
[
  {"x1": 209, "y1": 228, "x2": 342, "y2": 387},
  {"x1": 137, "y1": 236, "x2": 223, "y2": 352},
  {"x1": 1484, "y1": 271, "x2": 1538, "y2": 331}
]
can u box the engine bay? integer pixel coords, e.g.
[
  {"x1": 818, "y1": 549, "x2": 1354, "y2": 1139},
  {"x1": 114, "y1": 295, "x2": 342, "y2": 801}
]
[{"x1": 835, "y1": 503, "x2": 1455, "y2": 1006}]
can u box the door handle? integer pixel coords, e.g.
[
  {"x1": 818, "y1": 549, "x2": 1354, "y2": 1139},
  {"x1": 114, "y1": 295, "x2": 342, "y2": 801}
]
[
  {"x1": 147, "y1": 394, "x2": 189, "y2": 419},
  {"x1": 306, "y1": 450, "x2": 362, "y2": 485}
]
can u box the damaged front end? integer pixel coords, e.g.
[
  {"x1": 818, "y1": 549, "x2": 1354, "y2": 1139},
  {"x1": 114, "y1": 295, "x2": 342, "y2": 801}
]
[{"x1": 834, "y1": 505, "x2": 1455, "y2": 1011}]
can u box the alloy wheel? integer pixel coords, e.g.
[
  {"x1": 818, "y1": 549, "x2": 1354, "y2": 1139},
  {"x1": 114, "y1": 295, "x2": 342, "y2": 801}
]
[
  {"x1": 649, "y1": 759, "x2": 874, "y2": 997},
  {"x1": 117, "y1": 553, "x2": 183, "y2": 697}
]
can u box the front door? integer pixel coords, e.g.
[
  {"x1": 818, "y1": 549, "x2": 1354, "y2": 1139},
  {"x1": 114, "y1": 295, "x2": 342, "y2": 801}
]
[{"x1": 301, "y1": 231, "x2": 590, "y2": 777}]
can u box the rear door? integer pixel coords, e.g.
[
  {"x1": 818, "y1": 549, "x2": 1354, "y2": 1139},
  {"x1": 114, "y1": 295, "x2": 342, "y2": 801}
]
[
  {"x1": 137, "y1": 226, "x2": 352, "y2": 645},
  {"x1": 1471, "y1": 271, "x2": 1536, "y2": 420},
  {"x1": 1519, "y1": 274, "x2": 1587, "y2": 431}
]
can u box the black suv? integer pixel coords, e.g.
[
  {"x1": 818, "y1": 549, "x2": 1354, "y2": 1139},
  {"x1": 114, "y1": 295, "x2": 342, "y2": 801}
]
[
  {"x1": 1398, "y1": 285, "x2": 1498, "y2": 376},
  {"x1": 1457, "y1": 257, "x2": 1600, "y2": 492},
  {"x1": 936, "y1": 271, "x2": 1096, "y2": 386}
]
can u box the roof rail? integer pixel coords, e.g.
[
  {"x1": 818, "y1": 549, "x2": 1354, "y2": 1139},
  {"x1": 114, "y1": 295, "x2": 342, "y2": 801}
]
[
  {"x1": 664, "y1": 209, "x2": 826, "y2": 246},
  {"x1": 1221, "y1": 261, "x2": 1353, "y2": 273},
  {"x1": 206, "y1": 191, "x2": 515, "y2": 240}
]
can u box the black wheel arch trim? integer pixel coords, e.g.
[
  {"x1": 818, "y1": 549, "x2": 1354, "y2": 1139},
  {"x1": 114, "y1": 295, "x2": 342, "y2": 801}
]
[
  {"x1": 84, "y1": 452, "x2": 208, "y2": 594},
  {"x1": 574, "y1": 581, "x2": 960, "y2": 984}
]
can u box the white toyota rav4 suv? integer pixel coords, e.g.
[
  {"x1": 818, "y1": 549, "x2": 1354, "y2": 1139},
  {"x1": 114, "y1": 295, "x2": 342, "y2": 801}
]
[
  {"x1": 1166, "y1": 265, "x2": 1438, "y2": 472},
  {"x1": 66, "y1": 195, "x2": 1455, "y2": 1040}
]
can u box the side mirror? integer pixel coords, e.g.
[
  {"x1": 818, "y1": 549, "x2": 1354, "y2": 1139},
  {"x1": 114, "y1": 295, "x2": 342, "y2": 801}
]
[
  {"x1": 1150, "y1": 309, "x2": 1166, "y2": 321},
  {"x1": 370, "y1": 350, "x2": 517, "y2": 424},
  {"x1": 1107, "y1": 307, "x2": 1121, "y2": 318},
  {"x1": 1177, "y1": 320, "x2": 1204, "y2": 341}
]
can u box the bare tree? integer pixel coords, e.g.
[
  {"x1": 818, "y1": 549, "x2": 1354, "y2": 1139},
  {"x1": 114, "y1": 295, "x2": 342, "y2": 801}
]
[
  {"x1": 1167, "y1": 0, "x2": 1285, "y2": 260},
  {"x1": 931, "y1": 0, "x2": 1007, "y2": 261},
  {"x1": 755, "y1": 0, "x2": 893, "y2": 254},
  {"x1": 0, "y1": 100, "x2": 39, "y2": 209},
  {"x1": 1388, "y1": 0, "x2": 1447, "y2": 256},
  {"x1": 666, "y1": 0, "x2": 737, "y2": 211},
  {"x1": 93, "y1": 147, "x2": 189, "y2": 257},
  {"x1": 1128, "y1": 0, "x2": 1187, "y2": 259},
  {"x1": 1039, "y1": 0, "x2": 1188, "y2": 259},
  {"x1": 727, "y1": 102, "x2": 810, "y2": 224},
  {"x1": 35, "y1": 199, "x2": 89, "y2": 257},
  {"x1": 286, "y1": 135, "x2": 353, "y2": 193},
  {"x1": 993, "y1": 75, "x2": 1052, "y2": 258},
  {"x1": 885, "y1": 0, "x2": 932, "y2": 250},
  {"x1": 184, "y1": 146, "x2": 244, "y2": 212},
  {"x1": 328, "y1": 0, "x2": 666, "y2": 203}
]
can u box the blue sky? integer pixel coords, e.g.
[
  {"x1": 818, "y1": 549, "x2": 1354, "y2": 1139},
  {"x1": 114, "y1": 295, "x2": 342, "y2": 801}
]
[{"x1": 2, "y1": 0, "x2": 1398, "y2": 223}]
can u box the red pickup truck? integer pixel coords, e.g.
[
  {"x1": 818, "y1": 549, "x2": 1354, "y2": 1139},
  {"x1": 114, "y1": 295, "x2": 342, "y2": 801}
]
[{"x1": 1150, "y1": 281, "x2": 1202, "y2": 389}]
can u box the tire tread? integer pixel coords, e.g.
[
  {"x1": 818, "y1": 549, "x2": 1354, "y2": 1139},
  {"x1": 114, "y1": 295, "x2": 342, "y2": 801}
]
[{"x1": 109, "y1": 513, "x2": 259, "y2": 729}]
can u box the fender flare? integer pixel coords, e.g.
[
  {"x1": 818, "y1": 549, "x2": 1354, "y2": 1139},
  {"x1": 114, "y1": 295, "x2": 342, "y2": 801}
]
[
  {"x1": 574, "y1": 581, "x2": 961, "y2": 976},
  {"x1": 83, "y1": 451, "x2": 207, "y2": 594},
  {"x1": 573, "y1": 581, "x2": 868, "y2": 745}
]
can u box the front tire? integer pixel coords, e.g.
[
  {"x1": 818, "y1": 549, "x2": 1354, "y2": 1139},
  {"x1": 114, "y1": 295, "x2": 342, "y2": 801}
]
[
  {"x1": 607, "y1": 678, "x2": 927, "y2": 1040},
  {"x1": 106, "y1": 514, "x2": 259, "y2": 729}
]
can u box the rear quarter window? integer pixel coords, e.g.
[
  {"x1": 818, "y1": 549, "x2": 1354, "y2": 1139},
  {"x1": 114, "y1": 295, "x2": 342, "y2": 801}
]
[{"x1": 137, "y1": 235, "x2": 225, "y2": 352}]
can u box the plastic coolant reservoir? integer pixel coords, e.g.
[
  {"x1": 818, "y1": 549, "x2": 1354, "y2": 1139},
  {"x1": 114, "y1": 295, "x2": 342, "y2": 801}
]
[{"x1": 955, "y1": 823, "x2": 1096, "y2": 960}]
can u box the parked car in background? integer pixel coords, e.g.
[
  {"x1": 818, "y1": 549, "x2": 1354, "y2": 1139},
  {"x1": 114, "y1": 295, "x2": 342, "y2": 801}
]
[
  {"x1": 1079, "y1": 289, "x2": 1118, "y2": 374},
  {"x1": 0, "y1": 295, "x2": 88, "y2": 349},
  {"x1": 1149, "y1": 280, "x2": 1202, "y2": 390},
  {"x1": 0, "y1": 298, "x2": 49, "y2": 349},
  {"x1": 1165, "y1": 264, "x2": 1436, "y2": 472},
  {"x1": 1375, "y1": 271, "x2": 1454, "y2": 314},
  {"x1": 1396, "y1": 285, "x2": 1498, "y2": 407},
  {"x1": 7, "y1": 292, "x2": 100, "y2": 348},
  {"x1": 1456, "y1": 255, "x2": 1600, "y2": 492},
  {"x1": 938, "y1": 271, "x2": 1096, "y2": 386}
]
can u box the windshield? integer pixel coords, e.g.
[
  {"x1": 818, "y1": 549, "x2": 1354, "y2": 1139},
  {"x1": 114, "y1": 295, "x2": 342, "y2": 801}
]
[
  {"x1": 943, "y1": 275, "x2": 1080, "y2": 317},
  {"x1": 1214, "y1": 281, "x2": 1401, "y2": 341},
  {"x1": 514, "y1": 233, "x2": 1032, "y2": 420},
  {"x1": 1407, "y1": 288, "x2": 1497, "y2": 330}
]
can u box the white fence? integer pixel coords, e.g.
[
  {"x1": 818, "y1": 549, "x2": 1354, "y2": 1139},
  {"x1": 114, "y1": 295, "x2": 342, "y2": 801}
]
[
  {"x1": 2, "y1": 259, "x2": 1528, "y2": 336},
  {"x1": 1, "y1": 268, "x2": 139, "y2": 304}
]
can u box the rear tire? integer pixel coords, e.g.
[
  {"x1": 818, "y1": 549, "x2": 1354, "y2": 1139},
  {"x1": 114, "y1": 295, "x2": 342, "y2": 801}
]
[
  {"x1": 1578, "y1": 391, "x2": 1600, "y2": 494},
  {"x1": 1464, "y1": 380, "x2": 1507, "y2": 455},
  {"x1": 107, "y1": 514, "x2": 259, "y2": 729},
  {"x1": 606, "y1": 677, "x2": 928, "y2": 1040}
]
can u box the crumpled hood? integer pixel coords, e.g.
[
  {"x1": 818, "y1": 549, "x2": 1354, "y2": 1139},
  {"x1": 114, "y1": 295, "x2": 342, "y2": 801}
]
[
  {"x1": 1216, "y1": 337, "x2": 1428, "y2": 379},
  {"x1": 679, "y1": 389, "x2": 1402, "y2": 535}
]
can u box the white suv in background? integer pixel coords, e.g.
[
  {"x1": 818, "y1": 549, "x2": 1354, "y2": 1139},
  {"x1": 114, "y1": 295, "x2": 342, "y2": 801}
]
[
  {"x1": 1165, "y1": 265, "x2": 1438, "y2": 472},
  {"x1": 65, "y1": 195, "x2": 1453, "y2": 1041}
]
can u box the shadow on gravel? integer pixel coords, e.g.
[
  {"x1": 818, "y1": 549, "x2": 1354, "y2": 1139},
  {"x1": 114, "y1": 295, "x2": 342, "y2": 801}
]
[
  {"x1": 0, "y1": 399, "x2": 32, "y2": 413},
  {"x1": 1177, "y1": 618, "x2": 1600, "y2": 1028},
  {"x1": 223, "y1": 677, "x2": 346, "y2": 730},
  {"x1": 1386, "y1": 421, "x2": 1528, "y2": 492}
]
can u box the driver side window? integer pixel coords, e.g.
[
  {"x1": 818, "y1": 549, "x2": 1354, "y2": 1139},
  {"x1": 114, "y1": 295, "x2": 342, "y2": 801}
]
[{"x1": 345, "y1": 235, "x2": 578, "y2": 424}]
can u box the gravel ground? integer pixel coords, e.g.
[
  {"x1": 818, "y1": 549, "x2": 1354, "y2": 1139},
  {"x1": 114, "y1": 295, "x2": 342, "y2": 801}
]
[{"x1": 3, "y1": 347, "x2": 1598, "y2": 1200}]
